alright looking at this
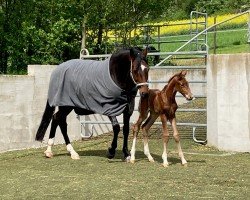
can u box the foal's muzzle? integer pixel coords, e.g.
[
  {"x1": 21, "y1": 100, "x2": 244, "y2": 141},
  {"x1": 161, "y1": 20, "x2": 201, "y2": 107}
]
[
  {"x1": 140, "y1": 92, "x2": 149, "y2": 99},
  {"x1": 185, "y1": 94, "x2": 194, "y2": 101},
  {"x1": 137, "y1": 83, "x2": 149, "y2": 99}
]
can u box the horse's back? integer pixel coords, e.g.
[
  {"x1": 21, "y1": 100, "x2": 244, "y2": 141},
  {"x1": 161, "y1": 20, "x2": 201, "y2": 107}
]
[{"x1": 47, "y1": 57, "x2": 128, "y2": 116}]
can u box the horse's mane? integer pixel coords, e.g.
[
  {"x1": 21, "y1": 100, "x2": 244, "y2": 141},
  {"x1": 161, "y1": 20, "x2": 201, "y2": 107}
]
[{"x1": 113, "y1": 46, "x2": 148, "y2": 63}]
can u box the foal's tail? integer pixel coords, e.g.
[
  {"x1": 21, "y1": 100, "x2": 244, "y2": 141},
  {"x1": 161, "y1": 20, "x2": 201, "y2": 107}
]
[{"x1": 35, "y1": 101, "x2": 55, "y2": 141}]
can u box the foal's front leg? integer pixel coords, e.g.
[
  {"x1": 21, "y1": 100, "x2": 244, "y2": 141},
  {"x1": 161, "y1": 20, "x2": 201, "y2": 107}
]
[
  {"x1": 130, "y1": 98, "x2": 149, "y2": 163},
  {"x1": 170, "y1": 118, "x2": 187, "y2": 166},
  {"x1": 160, "y1": 114, "x2": 170, "y2": 167}
]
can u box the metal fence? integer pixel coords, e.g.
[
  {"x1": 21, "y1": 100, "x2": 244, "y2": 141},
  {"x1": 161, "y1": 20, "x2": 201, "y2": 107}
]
[{"x1": 79, "y1": 10, "x2": 250, "y2": 144}]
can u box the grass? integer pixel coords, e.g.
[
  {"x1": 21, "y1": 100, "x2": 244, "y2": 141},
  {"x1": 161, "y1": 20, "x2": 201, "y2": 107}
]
[
  {"x1": 0, "y1": 135, "x2": 249, "y2": 200},
  {"x1": 151, "y1": 28, "x2": 250, "y2": 54}
]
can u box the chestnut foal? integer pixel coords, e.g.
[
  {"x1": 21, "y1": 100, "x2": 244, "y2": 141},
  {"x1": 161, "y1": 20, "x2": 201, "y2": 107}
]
[{"x1": 130, "y1": 70, "x2": 193, "y2": 167}]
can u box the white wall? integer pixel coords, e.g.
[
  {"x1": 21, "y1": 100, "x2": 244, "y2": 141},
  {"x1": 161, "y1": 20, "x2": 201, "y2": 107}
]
[
  {"x1": 0, "y1": 64, "x2": 206, "y2": 152},
  {"x1": 207, "y1": 53, "x2": 250, "y2": 152},
  {"x1": 0, "y1": 65, "x2": 81, "y2": 152}
]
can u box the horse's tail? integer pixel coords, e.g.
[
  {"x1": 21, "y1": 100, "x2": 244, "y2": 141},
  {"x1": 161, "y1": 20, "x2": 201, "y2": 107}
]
[{"x1": 35, "y1": 101, "x2": 55, "y2": 141}]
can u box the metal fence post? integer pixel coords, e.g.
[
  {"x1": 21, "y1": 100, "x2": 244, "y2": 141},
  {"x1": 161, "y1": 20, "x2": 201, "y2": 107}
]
[{"x1": 248, "y1": 11, "x2": 250, "y2": 43}]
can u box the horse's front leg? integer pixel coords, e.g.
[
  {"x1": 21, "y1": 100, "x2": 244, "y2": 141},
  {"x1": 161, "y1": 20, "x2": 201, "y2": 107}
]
[
  {"x1": 122, "y1": 110, "x2": 131, "y2": 162},
  {"x1": 107, "y1": 116, "x2": 120, "y2": 159},
  {"x1": 170, "y1": 118, "x2": 187, "y2": 166}
]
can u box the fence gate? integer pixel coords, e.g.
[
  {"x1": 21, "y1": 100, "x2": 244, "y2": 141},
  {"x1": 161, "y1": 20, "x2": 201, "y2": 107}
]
[{"x1": 79, "y1": 12, "x2": 208, "y2": 144}]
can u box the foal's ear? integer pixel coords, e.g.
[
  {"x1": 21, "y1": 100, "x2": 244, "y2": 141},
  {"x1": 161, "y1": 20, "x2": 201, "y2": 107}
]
[{"x1": 180, "y1": 70, "x2": 187, "y2": 77}]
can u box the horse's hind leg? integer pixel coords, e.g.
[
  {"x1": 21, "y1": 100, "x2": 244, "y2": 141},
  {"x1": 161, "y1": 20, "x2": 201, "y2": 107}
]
[
  {"x1": 44, "y1": 115, "x2": 59, "y2": 158},
  {"x1": 170, "y1": 118, "x2": 187, "y2": 166},
  {"x1": 56, "y1": 106, "x2": 80, "y2": 160}
]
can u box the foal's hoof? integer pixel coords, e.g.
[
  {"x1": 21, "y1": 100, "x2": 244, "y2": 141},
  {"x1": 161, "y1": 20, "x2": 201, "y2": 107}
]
[
  {"x1": 182, "y1": 163, "x2": 188, "y2": 167},
  {"x1": 71, "y1": 153, "x2": 80, "y2": 160},
  {"x1": 107, "y1": 148, "x2": 115, "y2": 159},
  {"x1": 44, "y1": 151, "x2": 53, "y2": 158},
  {"x1": 162, "y1": 163, "x2": 169, "y2": 168},
  {"x1": 130, "y1": 159, "x2": 135, "y2": 164},
  {"x1": 149, "y1": 159, "x2": 155, "y2": 163}
]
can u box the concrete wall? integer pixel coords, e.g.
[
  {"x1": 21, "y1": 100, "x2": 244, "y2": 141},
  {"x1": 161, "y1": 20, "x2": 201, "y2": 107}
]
[
  {"x1": 1, "y1": 54, "x2": 249, "y2": 153},
  {"x1": 207, "y1": 53, "x2": 250, "y2": 152},
  {"x1": 0, "y1": 65, "x2": 81, "y2": 152},
  {"x1": 0, "y1": 65, "x2": 206, "y2": 152}
]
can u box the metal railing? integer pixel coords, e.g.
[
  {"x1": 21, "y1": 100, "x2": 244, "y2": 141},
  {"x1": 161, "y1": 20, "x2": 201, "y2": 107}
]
[
  {"x1": 79, "y1": 10, "x2": 250, "y2": 143},
  {"x1": 156, "y1": 10, "x2": 250, "y2": 67}
]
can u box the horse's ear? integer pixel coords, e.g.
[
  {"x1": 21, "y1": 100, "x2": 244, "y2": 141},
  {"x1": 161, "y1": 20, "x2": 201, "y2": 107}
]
[
  {"x1": 130, "y1": 48, "x2": 137, "y2": 61},
  {"x1": 142, "y1": 47, "x2": 148, "y2": 57}
]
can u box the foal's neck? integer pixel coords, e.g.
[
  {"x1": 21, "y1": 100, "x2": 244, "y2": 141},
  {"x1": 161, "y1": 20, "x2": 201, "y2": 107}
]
[{"x1": 161, "y1": 78, "x2": 177, "y2": 102}]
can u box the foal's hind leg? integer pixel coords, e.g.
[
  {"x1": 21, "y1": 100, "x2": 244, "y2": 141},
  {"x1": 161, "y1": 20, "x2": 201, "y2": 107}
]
[
  {"x1": 130, "y1": 118, "x2": 143, "y2": 163},
  {"x1": 170, "y1": 118, "x2": 187, "y2": 166},
  {"x1": 141, "y1": 114, "x2": 158, "y2": 163}
]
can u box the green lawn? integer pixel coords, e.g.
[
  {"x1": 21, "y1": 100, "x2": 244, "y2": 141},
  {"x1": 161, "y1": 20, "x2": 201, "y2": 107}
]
[
  {"x1": 0, "y1": 135, "x2": 249, "y2": 199},
  {"x1": 151, "y1": 29, "x2": 250, "y2": 54}
]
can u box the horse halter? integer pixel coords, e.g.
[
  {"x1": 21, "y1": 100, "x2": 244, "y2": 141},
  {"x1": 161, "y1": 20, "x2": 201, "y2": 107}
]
[{"x1": 130, "y1": 61, "x2": 149, "y2": 88}]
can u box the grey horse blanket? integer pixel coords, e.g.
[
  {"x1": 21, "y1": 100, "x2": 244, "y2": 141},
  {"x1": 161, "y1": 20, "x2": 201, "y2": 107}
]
[{"x1": 48, "y1": 58, "x2": 128, "y2": 116}]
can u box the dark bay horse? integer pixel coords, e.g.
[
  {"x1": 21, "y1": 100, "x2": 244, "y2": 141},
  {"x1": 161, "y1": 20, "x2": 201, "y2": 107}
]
[
  {"x1": 35, "y1": 47, "x2": 149, "y2": 161},
  {"x1": 130, "y1": 70, "x2": 193, "y2": 167}
]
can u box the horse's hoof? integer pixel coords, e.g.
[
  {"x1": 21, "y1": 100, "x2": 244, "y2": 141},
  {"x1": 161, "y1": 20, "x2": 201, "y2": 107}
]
[
  {"x1": 130, "y1": 159, "x2": 135, "y2": 164},
  {"x1": 71, "y1": 153, "x2": 80, "y2": 160},
  {"x1": 44, "y1": 151, "x2": 53, "y2": 158},
  {"x1": 107, "y1": 148, "x2": 115, "y2": 159},
  {"x1": 124, "y1": 156, "x2": 131, "y2": 163},
  {"x1": 163, "y1": 163, "x2": 169, "y2": 168},
  {"x1": 149, "y1": 159, "x2": 155, "y2": 163}
]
